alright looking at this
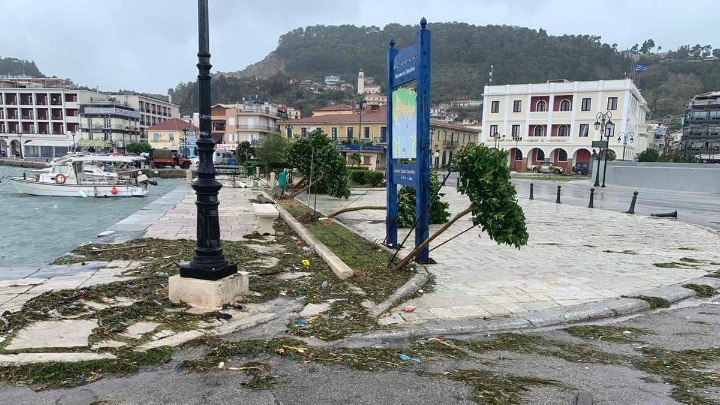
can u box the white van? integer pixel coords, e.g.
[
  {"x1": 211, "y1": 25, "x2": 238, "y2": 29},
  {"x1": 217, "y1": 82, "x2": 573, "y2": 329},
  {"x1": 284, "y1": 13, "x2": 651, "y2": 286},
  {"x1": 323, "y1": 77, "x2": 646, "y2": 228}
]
[{"x1": 213, "y1": 150, "x2": 235, "y2": 165}]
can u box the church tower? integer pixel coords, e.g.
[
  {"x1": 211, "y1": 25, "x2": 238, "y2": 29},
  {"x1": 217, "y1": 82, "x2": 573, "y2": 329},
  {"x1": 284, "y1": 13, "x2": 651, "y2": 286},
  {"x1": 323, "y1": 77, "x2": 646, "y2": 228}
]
[{"x1": 357, "y1": 67, "x2": 365, "y2": 95}]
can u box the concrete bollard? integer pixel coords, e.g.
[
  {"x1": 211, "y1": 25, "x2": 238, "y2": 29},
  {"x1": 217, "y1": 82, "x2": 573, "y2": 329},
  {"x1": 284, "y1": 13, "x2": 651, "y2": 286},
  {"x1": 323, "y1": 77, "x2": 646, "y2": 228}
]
[
  {"x1": 529, "y1": 183, "x2": 534, "y2": 200},
  {"x1": 588, "y1": 188, "x2": 595, "y2": 208},
  {"x1": 556, "y1": 185, "x2": 561, "y2": 204},
  {"x1": 270, "y1": 171, "x2": 276, "y2": 188},
  {"x1": 625, "y1": 191, "x2": 638, "y2": 214},
  {"x1": 185, "y1": 169, "x2": 192, "y2": 185}
]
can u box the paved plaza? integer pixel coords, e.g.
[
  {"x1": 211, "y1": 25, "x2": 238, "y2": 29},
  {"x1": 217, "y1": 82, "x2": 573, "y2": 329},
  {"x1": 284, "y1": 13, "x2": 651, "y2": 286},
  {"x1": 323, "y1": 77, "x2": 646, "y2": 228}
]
[{"x1": 301, "y1": 186, "x2": 720, "y2": 325}]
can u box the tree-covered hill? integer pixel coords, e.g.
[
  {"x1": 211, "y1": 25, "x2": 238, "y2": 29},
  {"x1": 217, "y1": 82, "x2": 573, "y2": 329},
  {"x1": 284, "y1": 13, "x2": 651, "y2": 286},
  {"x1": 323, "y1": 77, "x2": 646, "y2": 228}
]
[
  {"x1": 170, "y1": 23, "x2": 720, "y2": 119},
  {"x1": 0, "y1": 56, "x2": 43, "y2": 77}
]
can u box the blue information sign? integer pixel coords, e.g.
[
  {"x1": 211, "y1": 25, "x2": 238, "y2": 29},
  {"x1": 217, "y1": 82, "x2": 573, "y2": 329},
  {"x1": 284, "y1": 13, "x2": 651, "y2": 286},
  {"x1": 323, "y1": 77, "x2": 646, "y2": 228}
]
[{"x1": 386, "y1": 18, "x2": 432, "y2": 263}]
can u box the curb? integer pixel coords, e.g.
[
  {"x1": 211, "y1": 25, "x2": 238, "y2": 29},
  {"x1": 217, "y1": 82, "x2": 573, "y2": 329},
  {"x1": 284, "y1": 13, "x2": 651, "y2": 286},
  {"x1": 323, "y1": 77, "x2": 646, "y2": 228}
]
[
  {"x1": 352, "y1": 276, "x2": 720, "y2": 343},
  {"x1": 273, "y1": 201, "x2": 353, "y2": 280},
  {"x1": 369, "y1": 269, "x2": 430, "y2": 317}
]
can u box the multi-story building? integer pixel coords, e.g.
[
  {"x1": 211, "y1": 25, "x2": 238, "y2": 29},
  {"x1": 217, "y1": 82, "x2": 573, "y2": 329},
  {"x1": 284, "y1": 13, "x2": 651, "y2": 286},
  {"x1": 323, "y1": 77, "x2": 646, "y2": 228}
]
[
  {"x1": 482, "y1": 79, "x2": 650, "y2": 172},
  {"x1": 210, "y1": 102, "x2": 289, "y2": 150},
  {"x1": 78, "y1": 97, "x2": 141, "y2": 154},
  {"x1": 109, "y1": 93, "x2": 180, "y2": 140},
  {"x1": 0, "y1": 77, "x2": 180, "y2": 158},
  {"x1": 146, "y1": 118, "x2": 199, "y2": 157},
  {"x1": 682, "y1": 91, "x2": 720, "y2": 161},
  {"x1": 279, "y1": 105, "x2": 478, "y2": 170},
  {"x1": 0, "y1": 77, "x2": 98, "y2": 158}
]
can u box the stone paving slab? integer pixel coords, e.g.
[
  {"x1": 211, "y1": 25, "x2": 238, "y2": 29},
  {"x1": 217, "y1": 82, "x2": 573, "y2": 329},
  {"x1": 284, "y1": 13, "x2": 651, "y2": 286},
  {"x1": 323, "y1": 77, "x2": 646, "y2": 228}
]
[
  {"x1": 299, "y1": 187, "x2": 720, "y2": 325},
  {"x1": 0, "y1": 352, "x2": 116, "y2": 366},
  {"x1": 5, "y1": 320, "x2": 98, "y2": 350}
]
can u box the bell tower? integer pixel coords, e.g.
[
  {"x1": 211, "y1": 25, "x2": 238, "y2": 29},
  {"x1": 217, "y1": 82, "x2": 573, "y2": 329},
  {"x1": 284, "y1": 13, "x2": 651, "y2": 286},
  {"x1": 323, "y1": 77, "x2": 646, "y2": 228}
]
[{"x1": 357, "y1": 67, "x2": 365, "y2": 95}]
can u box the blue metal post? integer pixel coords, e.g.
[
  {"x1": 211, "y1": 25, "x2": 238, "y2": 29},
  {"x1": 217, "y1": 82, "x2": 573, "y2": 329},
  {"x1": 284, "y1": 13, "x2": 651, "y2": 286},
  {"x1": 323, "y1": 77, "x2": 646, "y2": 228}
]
[
  {"x1": 414, "y1": 18, "x2": 431, "y2": 263},
  {"x1": 385, "y1": 40, "x2": 398, "y2": 248}
]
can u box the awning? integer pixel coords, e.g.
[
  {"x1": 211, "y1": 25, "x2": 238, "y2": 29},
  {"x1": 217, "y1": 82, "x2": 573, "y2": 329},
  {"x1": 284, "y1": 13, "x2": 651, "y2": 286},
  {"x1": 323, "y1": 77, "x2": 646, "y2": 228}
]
[{"x1": 23, "y1": 139, "x2": 74, "y2": 147}]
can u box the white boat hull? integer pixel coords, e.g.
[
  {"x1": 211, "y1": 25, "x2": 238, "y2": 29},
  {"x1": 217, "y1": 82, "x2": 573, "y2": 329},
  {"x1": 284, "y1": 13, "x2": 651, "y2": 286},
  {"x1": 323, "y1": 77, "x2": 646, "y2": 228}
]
[{"x1": 9, "y1": 178, "x2": 148, "y2": 198}]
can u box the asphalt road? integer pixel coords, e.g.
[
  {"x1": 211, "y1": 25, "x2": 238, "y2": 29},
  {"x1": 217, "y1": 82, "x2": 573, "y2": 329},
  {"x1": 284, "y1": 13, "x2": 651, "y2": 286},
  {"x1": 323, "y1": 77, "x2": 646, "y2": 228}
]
[
  {"x1": 439, "y1": 171, "x2": 720, "y2": 232},
  {"x1": 3, "y1": 295, "x2": 719, "y2": 404}
]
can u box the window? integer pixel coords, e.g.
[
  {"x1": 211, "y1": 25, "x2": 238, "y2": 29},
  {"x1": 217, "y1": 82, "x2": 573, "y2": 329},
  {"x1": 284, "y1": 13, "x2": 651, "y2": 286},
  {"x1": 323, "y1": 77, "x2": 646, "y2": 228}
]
[
  {"x1": 558, "y1": 149, "x2": 568, "y2": 161},
  {"x1": 534, "y1": 126, "x2": 545, "y2": 137},
  {"x1": 362, "y1": 156, "x2": 371, "y2": 165},
  {"x1": 579, "y1": 124, "x2": 589, "y2": 137},
  {"x1": 536, "y1": 100, "x2": 547, "y2": 112},
  {"x1": 347, "y1": 127, "x2": 353, "y2": 139},
  {"x1": 511, "y1": 125, "x2": 520, "y2": 138},
  {"x1": 557, "y1": 125, "x2": 569, "y2": 137},
  {"x1": 380, "y1": 126, "x2": 387, "y2": 141},
  {"x1": 169, "y1": 133, "x2": 175, "y2": 141},
  {"x1": 363, "y1": 127, "x2": 370, "y2": 139},
  {"x1": 559, "y1": 99, "x2": 571, "y2": 111},
  {"x1": 709, "y1": 110, "x2": 720, "y2": 120},
  {"x1": 607, "y1": 97, "x2": 618, "y2": 110},
  {"x1": 287, "y1": 127, "x2": 293, "y2": 138},
  {"x1": 513, "y1": 100, "x2": 522, "y2": 112},
  {"x1": 581, "y1": 98, "x2": 591, "y2": 111},
  {"x1": 536, "y1": 149, "x2": 545, "y2": 161},
  {"x1": 693, "y1": 110, "x2": 709, "y2": 120},
  {"x1": 489, "y1": 124, "x2": 498, "y2": 137},
  {"x1": 152, "y1": 133, "x2": 159, "y2": 142},
  {"x1": 301, "y1": 128, "x2": 307, "y2": 138},
  {"x1": 331, "y1": 127, "x2": 337, "y2": 140},
  {"x1": 491, "y1": 101, "x2": 500, "y2": 113}
]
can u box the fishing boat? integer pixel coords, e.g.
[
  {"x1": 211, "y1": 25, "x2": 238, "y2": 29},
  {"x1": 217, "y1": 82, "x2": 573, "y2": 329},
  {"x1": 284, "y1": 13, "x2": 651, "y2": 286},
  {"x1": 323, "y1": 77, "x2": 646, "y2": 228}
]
[{"x1": 8, "y1": 155, "x2": 152, "y2": 198}]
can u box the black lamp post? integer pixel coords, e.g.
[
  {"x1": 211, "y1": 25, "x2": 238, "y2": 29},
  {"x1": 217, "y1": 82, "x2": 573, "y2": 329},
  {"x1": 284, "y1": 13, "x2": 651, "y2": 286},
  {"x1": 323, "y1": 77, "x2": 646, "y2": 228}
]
[
  {"x1": 593, "y1": 112, "x2": 614, "y2": 187},
  {"x1": 617, "y1": 132, "x2": 634, "y2": 161},
  {"x1": 180, "y1": 0, "x2": 237, "y2": 280},
  {"x1": 182, "y1": 128, "x2": 188, "y2": 158},
  {"x1": 491, "y1": 130, "x2": 505, "y2": 149},
  {"x1": 512, "y1": 134, "x2": 522, "y2": 170},
  {"x1": 594, "y1": 112, "x2": 615, "y2": 187}
]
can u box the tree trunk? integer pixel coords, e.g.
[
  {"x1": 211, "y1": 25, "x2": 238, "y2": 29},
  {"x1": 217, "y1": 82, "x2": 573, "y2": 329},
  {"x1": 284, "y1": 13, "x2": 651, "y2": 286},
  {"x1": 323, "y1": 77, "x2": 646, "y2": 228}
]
[
  {"x1": 286, "y1": 175, "x2": 324, "y2": 199},
  {"x1": 327, "y1": 205, "x2": 386, "y2": 219},
  {"x1": 394, "y1": 204, "x2": 475, "y2": 271}
]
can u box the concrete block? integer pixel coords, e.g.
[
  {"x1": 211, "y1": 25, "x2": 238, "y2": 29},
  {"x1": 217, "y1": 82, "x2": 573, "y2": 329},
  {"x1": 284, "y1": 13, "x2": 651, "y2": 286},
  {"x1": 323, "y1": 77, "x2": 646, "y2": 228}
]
[
  {"x1": 252, "y1": 203, "x2": 279, "y2": 235},
  {"x1": 169, "y1": 272, "x2": 249, "y2": 309}
]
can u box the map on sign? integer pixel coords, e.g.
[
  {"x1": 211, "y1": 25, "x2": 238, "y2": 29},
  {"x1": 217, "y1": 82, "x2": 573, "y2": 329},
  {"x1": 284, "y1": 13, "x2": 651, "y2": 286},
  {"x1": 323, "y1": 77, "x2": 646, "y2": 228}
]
[{"x1": 392, "y1": 82, "x2": 417, "y2": 159}]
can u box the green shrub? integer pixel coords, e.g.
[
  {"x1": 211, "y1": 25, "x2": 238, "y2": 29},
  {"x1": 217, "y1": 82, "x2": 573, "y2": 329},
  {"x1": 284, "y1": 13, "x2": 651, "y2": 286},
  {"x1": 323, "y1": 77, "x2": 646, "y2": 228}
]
[
  {"x1": 365, "y1": 171, "x2": 384, "y2": 187},
  {"x1": 350, "y1": 170, "x2": 366, "y2": 184},
  {"x1": 347, "y1": 166, "x2": 370, "y2": 171}
]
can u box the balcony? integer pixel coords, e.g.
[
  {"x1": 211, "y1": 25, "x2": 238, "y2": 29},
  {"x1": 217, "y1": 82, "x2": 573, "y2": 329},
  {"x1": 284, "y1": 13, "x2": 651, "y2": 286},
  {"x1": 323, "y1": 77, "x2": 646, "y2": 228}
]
[
  {"x1": 373, "y1": 136, "x2": 387, "y2": 145},
  {"x1": 443, "y1": 140, "x2": 460, "y2": 149},
  {"x1": 235, "y1": 124, "x2": 280, "y2": 132}
]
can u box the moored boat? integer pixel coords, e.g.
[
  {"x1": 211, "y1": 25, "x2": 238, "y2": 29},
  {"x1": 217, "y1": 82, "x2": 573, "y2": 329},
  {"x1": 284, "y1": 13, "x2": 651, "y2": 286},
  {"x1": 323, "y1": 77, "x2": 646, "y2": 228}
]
[{"x1": 9, "y1": 156, "x2": 151, "y2": 198}]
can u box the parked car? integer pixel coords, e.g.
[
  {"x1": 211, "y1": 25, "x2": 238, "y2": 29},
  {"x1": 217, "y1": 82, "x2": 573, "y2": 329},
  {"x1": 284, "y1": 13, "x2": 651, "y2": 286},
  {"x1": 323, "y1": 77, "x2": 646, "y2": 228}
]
[
  {"x1": 532, "y1": 161, "x2": 565, "y2": 174},
  {"x1": 572, "y1": 162, "x2": 589, "y2": 175}
]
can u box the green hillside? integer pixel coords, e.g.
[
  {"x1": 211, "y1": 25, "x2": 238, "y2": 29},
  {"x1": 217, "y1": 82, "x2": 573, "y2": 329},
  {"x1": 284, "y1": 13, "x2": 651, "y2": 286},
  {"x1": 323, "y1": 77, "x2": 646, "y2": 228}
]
[
  {"x1": 0, "y1": 56, "x2": 44, "y2": 77},
  {"x1": 170, "y1": 23, "x2": 720, "y2": 119}
]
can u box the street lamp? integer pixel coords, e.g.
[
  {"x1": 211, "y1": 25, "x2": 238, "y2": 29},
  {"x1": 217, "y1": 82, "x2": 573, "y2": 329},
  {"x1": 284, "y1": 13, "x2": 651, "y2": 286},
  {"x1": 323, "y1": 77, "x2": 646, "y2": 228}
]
[
  {"x1": 491, "y1": 130, "x2": 505, "y2": 149},
  {"x1": 71, "y1": 131, "x2": 76, "y2": 153},
  {"x1": 593, "y1": 112, "x2": 614, "y2": 187},
  {"x1": 182, "y1": 128, "x2": 188, "y2": 158},
  {"x1": 617, "y1": 132, "x2": 634, "y2": 161},
  {"x1": 179, "y1": 0, "x2": 236, "y2": 280},
  {"x1": 512, "y1": 134, "x2": 522, "y2": 170}
]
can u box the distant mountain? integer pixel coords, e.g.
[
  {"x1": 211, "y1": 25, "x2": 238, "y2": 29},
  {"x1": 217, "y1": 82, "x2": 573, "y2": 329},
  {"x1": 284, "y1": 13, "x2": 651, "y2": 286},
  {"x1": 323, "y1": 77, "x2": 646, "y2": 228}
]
[
  {"x1": 0, "y1": 56, "x2": 44, "y2": 77},
  {"x1": 170, "y1": 23, "x2": 720, "y2": 120}
]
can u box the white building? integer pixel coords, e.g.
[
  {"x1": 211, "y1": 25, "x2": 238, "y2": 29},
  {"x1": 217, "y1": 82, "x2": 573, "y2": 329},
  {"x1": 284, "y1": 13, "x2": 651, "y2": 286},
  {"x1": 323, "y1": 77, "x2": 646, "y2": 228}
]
[
  {"x1": 482, "y1": 79, "x2": 650, "y2": 171},
  {"x1": 108, "y1": 93, "x2": 180, "y2": 141}
]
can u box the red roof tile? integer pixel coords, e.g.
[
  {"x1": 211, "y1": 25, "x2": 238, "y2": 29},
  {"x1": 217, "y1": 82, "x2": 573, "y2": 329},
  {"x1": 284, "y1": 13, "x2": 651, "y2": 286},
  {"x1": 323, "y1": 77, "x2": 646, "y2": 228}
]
[
  {"x1": 145, "y1": 118, "x2": 199, "y2": 132},
  {"x1": 314, "y1": 104, "x2": 354, "y2": 112},
  {"x1": 283, "y1": 106, "x2": 387, "y2": 125}
]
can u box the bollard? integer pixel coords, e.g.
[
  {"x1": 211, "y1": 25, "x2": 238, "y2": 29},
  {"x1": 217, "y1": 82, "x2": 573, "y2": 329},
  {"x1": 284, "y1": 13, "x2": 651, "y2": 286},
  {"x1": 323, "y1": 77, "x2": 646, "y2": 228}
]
[
  {"x1": 556, "y1": 185, "x2": 561, "y2": 204},
  {"x1": 529, "y1": 183, "x2": 534, "y2": 200},
  {"x1": 185, "y1": 169, "x2": 192, "y2": 185},
  {"x1": 625, "y1": 191, "x2": 638, "y2": 214},
  {"x1": 651, "y1": 210, "x2": 677, "y2": 218},
  {"x1": 588, "y1": 188, "x2": 595, "y2": 208}
]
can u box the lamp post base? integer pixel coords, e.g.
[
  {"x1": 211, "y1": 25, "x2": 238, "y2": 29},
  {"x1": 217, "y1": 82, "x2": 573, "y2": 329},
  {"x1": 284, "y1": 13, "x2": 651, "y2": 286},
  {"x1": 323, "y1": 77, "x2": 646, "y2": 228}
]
[{"x1": 179, "y1": 262, "x2": 237, "y2": 280}]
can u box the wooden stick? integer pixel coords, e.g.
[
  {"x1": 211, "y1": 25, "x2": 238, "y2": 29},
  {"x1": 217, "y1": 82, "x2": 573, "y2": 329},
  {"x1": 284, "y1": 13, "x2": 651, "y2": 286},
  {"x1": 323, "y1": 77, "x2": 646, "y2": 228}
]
[
  {"x1": 394, "y1": 205, "x2": 475, "y2": 271},
  {"x1": 327, "y1": 205, "x2": 386, "y2": 219}
]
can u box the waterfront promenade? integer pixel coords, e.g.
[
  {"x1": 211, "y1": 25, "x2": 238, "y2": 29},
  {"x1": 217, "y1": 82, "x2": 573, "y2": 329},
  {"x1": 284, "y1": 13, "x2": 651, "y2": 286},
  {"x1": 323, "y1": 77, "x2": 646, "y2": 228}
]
[{"x1": 3, "y1": 181, "x2": 720, "y2": 327}]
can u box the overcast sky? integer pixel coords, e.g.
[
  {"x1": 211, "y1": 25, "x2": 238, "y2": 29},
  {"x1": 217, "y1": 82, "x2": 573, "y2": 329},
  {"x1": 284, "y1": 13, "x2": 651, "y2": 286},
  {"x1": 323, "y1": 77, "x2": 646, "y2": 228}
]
[{"x1": 4, "y1": 0, "x2": 719, "y2": 95}]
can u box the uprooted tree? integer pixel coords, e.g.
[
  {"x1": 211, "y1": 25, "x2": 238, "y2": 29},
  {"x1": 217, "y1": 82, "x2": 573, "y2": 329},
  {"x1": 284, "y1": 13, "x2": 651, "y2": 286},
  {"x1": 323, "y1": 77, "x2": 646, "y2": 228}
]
[
  {"x1": 397, "y1": 170, "x2": 450, "y2": 227},
  {"x1": 286, "y1": 130, "x2": 350, "y2": 199},
  {"x1": 395, "y1": 143, "x2": 528, "y2": 270}
]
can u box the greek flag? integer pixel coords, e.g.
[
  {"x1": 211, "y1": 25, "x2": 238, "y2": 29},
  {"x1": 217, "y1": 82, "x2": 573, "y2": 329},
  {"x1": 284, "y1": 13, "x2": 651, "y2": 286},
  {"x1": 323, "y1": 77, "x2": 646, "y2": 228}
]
[{"x1": 634, "y1": 64, "x2": 647, "y2": 72}]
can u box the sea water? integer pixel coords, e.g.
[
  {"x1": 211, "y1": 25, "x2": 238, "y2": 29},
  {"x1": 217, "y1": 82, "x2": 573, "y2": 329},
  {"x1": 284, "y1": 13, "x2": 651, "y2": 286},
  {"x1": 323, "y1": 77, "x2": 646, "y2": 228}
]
[{"x1": 0, "y1": 165, "x2": 184, "y2": 266}]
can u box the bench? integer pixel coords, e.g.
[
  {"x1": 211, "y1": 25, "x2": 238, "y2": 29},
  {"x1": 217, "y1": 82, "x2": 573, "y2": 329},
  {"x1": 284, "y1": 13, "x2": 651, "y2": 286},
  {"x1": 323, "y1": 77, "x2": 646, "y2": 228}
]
[{"x1": 252, "y1": 203, "x2": 279, "y2": 235}]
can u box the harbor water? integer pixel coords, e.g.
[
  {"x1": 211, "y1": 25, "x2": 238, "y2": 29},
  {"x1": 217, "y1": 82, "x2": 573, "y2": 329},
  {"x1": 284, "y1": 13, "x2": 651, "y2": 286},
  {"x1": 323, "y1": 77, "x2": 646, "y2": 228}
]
[{"x1": 0, "y1": 165, "x2": 185, "y2": 266}]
